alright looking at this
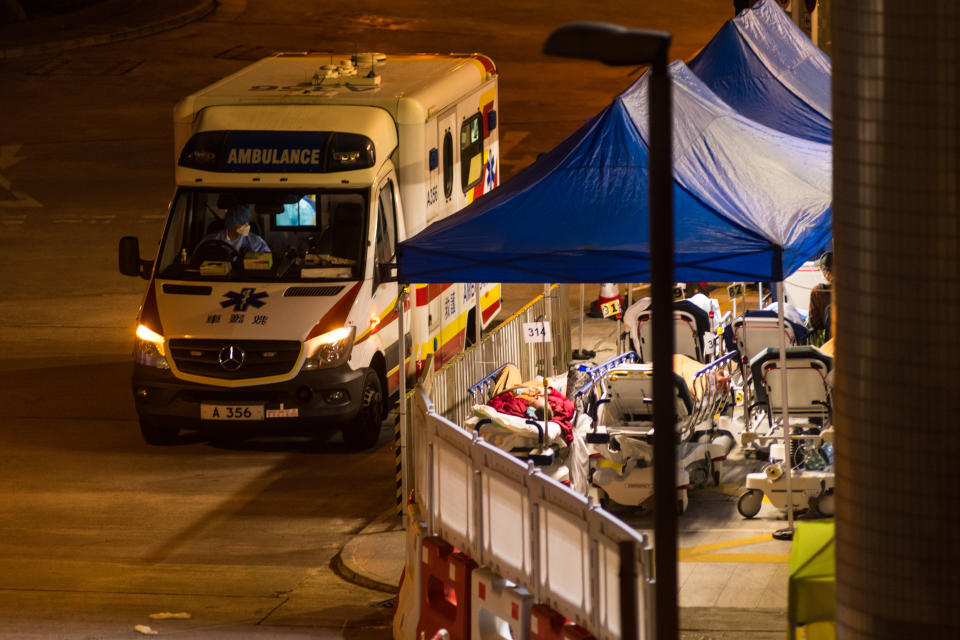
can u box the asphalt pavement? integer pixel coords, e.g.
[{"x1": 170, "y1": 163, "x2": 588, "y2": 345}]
[
  {"x1": 0, "y1": 0, "x2": 215, "y2": 59},
  {"x1": 1, "y1": 4, "x2": 794, "y2": 636}
]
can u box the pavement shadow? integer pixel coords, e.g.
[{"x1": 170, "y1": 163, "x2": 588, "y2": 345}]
[{"x1": 0, "y1": 359, "x2": 135, "y2": 420}]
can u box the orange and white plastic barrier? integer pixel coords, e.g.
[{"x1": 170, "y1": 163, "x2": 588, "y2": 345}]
[
  {"x1": 416, "y1": 536, "x2": 477, "y2": 640},
  {"x1": 530, "y1": 604, "x2": 568, "y2": 640},
  {"x1": 562, "y1": 622, "x2": 597, "y2": 640},
  {"x1": 393, "y1": 498, "x2": 426, "y2": 640},
  {"x1": 471, "y1": 566, "x2": 533, "y2": 640}
]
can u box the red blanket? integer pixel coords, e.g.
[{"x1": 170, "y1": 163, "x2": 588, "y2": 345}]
[{"x1": 488, "y1": 388, "x2": 575, "y2": 444}]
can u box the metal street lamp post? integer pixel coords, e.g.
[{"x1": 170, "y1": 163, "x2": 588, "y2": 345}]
[{"x1": 543, "y1": 23, "x2": 676, "y2": 640}]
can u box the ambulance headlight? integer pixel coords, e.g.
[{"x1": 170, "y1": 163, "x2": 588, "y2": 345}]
[
  {"x1": 134, "y1": 324, "x2": 170, "y2": 369},
  {"x1": 302, "y1": 326, "x2": 356, "y2": 370}
]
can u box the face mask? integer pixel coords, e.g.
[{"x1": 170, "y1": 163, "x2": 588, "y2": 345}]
[{"x1": 237, "y1": 222, "x2": 250, "y2": 237}]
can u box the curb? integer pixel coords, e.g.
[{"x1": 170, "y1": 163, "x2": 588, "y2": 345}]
[
  {"x1": 331, "y1": 506, "x2": 405, "y2": 593},
  {"x1": 0, "y1": 0, "x2": 216, "y2": 59},
  {"x1": 330, "y1": 549, "x2": 400, "y2": 594}
]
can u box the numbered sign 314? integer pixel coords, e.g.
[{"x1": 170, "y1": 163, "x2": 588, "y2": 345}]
[{"x1": 522, "y1": 321, "x2": 552, "y2": 343}]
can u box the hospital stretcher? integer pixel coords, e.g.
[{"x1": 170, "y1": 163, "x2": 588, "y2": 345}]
[
  {"x1": 466, "y1": 364, "x2": 591, "y2": 494},
  {"x1": 736, "y1": 346, "x2": 835, "y2": 518},
  {"x1": 573, "y1": 351, "x2": 741, "y2": 514}
]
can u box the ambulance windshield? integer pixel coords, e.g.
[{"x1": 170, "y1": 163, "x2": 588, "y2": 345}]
[{"x1": 156, "y1": 188, "x2": 368, "y2": 282}]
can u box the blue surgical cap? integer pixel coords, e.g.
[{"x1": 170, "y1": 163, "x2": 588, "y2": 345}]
[{"x1": 225, "y1": 204, "x2": 251, "y2": 228}]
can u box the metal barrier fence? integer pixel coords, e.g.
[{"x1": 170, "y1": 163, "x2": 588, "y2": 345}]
[
  {"x1": 422, "y1": 283, "x2": 571, "y2": 428},
  {"x1": 410, "y1": 387, "x2": 654, "y2": 640},
  {"x1": 398, "y1": 284, "x2": 572, "y2": 516}
]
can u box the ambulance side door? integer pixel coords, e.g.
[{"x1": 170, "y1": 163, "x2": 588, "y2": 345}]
[{"x1": 371, "y1": 171, "x2": 407, "y2": 392}]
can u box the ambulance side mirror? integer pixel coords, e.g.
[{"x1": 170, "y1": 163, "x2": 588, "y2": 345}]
[
  {"x1": 118, "y1": 236, "x2": 152, "y2": 280},
  {"x1": 376, "y1": 261, "x2": 398, "y2": 287}
]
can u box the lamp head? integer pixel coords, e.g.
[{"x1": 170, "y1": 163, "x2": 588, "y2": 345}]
[{"x1": 543, "y1": 22, "x2": 671, "y2": 66}]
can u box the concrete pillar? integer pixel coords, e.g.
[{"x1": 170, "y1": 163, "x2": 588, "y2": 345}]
[{"x1": 833, "y1": 1, "x2": 960, "y2": 637}]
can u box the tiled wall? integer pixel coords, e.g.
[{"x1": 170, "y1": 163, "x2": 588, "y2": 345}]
[{"x1": 833, "y1": 1, "x2": 960, "y2": 636}]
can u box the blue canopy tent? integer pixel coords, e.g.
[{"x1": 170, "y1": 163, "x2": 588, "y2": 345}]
[
  {"x1": 688, "y1": 0, "x2": 831, "y2": 144},
  {"x1": 397, "y1": 61, "x2": 831, "y2": 285}
]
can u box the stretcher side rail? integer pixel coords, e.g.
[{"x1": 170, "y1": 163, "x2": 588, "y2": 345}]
[
  {"x1": 687, "y1": 351, "x2": 739, "y2": 431},
  {"x1": 571, "y1": 351, "x2": 640, "y2": 411},
  {"x1": 468, "y1": 362, "x2": 518, "y2": 405}
]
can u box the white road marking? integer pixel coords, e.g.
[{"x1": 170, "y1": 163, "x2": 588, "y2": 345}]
[
  {"x1": 52, "y1": 214, "x2": 116, "y2": 224},
  {"x1": 0, "y1": 144, "x2": 41, "y2": 208},
  {"x1": 0, "y1": 144, "x2": 26, "y2": 170}
]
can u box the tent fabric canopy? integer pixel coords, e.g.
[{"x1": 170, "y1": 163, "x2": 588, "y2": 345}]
[
  {"x1": 688, "y1": 0, "x2": 831, "y2": 143},
  {"x1": 397, "y1": 61, "x2": 831, "y2": 284}
]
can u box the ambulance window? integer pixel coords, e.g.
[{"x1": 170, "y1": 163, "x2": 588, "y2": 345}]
[
  {"x1": 275, "y1": 195, "x2": 317, "y2": 227},
  {"x1": 460, "y1": 113, "x2": 483, "y2": 192},
  {"x1": 442, "y1": 131, "x2": 453, "y2": 199},
  {"x1": 376, "y1": 180, "x2": 397, "y2": 264}
]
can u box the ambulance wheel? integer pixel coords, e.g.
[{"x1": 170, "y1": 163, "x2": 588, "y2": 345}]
[
  {"x1": 139, "y1": 418, "x2": 179, "y2": 446},
  {"x1": 342, "y1": 370, "x2": 384, "y2": 450},
  {"x1": 737, "y1": 489, "x2": 763, "y2": 518}
]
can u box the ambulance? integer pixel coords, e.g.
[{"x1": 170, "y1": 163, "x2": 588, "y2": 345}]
[{"x1": 118, "y1": 52, "x2": 501, "y2": 448}]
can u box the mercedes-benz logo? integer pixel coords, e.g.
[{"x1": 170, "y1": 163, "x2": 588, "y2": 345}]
[{"x1": 218, "y1": 345, "x2": 245, "y2": 371}]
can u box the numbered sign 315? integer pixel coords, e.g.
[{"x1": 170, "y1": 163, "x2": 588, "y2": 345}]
[{"x1": 522, "y1": 321, "x2": 552, "y2": 343}]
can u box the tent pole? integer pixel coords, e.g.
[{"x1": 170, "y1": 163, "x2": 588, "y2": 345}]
[
  {"x1": 544, "y1": 283, "x2": 552, "y2": 377},
  {"x1": 776, "y1": 281, "x2": 794, "y2": 536},
  {"x1": 543, "y1": 283, "x2": 552, "y2": 443},
  {"x1": 475, "y1": 282, "x2": 483, "y2": 384},
  {"x1": 579, "y1": 283, "x2": 585, "y2": 355}
]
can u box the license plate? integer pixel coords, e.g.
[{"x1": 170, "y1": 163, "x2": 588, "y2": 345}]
[{"x1": 201, "y1": 404, "x2": 264, "y2": 421}]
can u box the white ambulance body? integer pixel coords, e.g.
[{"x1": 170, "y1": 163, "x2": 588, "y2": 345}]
[{"x1": 119, "y1": 52, "x2": 501, "y2": 447}]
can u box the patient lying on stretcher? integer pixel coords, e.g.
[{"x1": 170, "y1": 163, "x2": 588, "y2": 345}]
[{"x1": 465, "y1": 364, "x2": 592, "y2": 494}]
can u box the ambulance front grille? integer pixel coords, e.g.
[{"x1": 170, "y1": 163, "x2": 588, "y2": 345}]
[
  {"x1": 283, "y1": 285, "x2": 345, "y2": 297},
  {"x1": 169, "y1": 339, "x2": 301, "y2": 379}
]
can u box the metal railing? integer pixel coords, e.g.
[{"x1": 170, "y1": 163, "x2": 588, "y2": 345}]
[
  {"x1": 399, "y1": 284, "x2": 572, "y2": 511},
  {"x1": 419, "y1": 283, "x2": 571, "y2": 428},
  {"x1": 571, "y1": 350, "x2": 740, "y2": 439}
]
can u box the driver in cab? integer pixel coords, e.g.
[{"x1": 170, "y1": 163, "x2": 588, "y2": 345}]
[{"x1": 206, "y1": 204, "x2": 270, "y2": 254}]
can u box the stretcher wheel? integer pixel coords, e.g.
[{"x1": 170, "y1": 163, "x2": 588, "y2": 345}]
[
  {"x1": 737, "y1": 489, "x2": 763, "y2": 518},
  {"x1": 687, "y1": 460, "x2": 709, "y2": 488},
  {"x1": 812, "y1": 490, "x2": 835, "y2": 517},
  {"x1": 598, "y1": 491, "x2": 610, "y2": 511}
]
